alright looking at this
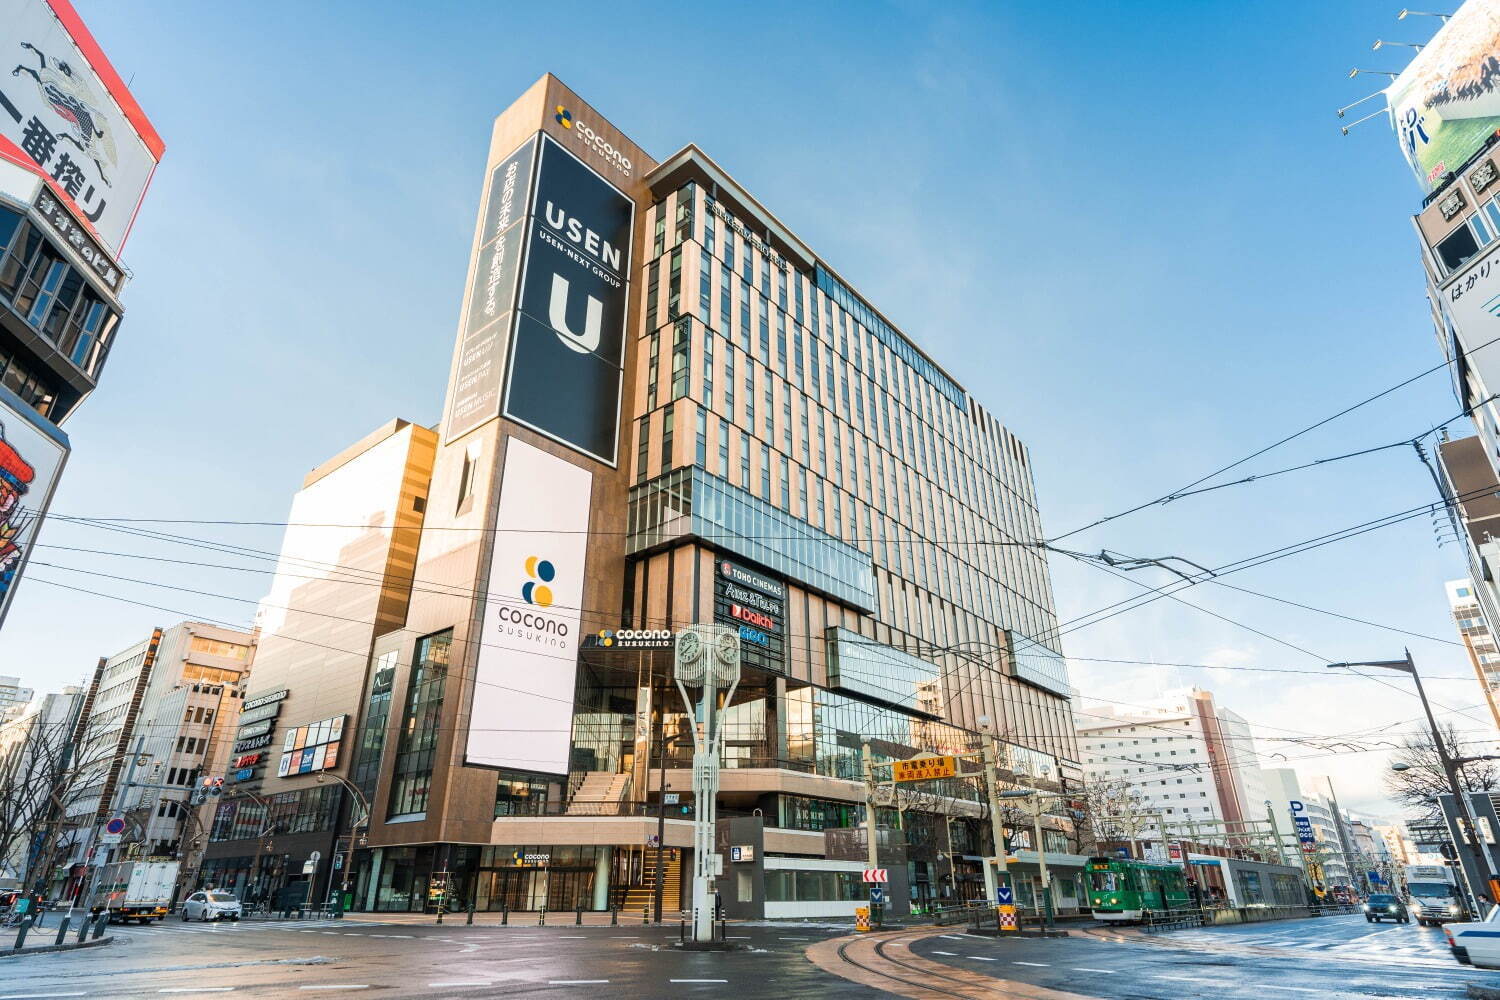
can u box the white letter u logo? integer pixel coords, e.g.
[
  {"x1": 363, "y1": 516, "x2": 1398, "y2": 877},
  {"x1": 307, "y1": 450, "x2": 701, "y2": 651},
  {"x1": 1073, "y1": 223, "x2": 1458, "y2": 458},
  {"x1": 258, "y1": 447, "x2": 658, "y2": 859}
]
[{"x1": 548, "y1": 273, "x2": 602, "y2": 354}]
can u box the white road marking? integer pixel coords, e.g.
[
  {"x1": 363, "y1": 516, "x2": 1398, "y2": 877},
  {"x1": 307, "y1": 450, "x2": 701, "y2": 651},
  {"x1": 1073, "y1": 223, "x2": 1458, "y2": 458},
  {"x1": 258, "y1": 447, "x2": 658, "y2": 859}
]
[
  {"x1": 931, "y1": 950, "x2": 958, "y2": 956},
  {"x1": 1013, "y1": 961, "x2": 1049, "y2": 967},
  {"x1": 1155, "y1": 976, "x2": 1212, "y2": 983},
  {"x1": 428, "y1": 984, "x2": 492, "y2": 989},
  {"x1": 778, "y1": 936, "x2": 809, "y2": 940},
  {"x1": 1258, "y1": 987, "x2": 1322, "y2": 995},
  {"x1": 939, "y1": 934, "x2": 964, "y2": 940},
  {"x1": 967, "y1": 956, "x2": 996, "y2": 961},
  {"x1": 556, "y1": 935, "x2": 587, "y2": 939},
  {"x1": 548, "y1": 982, "x2": 609, "y2": 986},
  {"x1": 0, "y1": 994, "x2": 88, "y2": 999},
  {"x1": 297, "y1": 989, "x2": 370, "y2": 993},
  {"x1": 669, "y1": 980, "x2": 728, "y2": 984},
  {"x1": 158, "y1": 991, "x2": 235, "y2": 995},
  {"x1": 1072, "y1": 968, "x2": 1116, "y2": 973}
]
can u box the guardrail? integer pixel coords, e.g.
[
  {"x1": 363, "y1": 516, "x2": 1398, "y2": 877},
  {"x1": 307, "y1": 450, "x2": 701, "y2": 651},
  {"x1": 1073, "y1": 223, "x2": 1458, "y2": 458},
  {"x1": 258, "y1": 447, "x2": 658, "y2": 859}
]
[{"x1": 1139, "y1": 902, "x2": 1360, "y2": 933}]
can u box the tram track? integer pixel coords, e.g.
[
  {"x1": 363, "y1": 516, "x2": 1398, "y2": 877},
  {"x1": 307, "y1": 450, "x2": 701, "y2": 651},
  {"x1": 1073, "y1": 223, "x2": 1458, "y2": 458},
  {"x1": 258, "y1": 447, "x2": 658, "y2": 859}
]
[{"x1": 812, "y1": 927, "x2": 1100, "y2": 1000}]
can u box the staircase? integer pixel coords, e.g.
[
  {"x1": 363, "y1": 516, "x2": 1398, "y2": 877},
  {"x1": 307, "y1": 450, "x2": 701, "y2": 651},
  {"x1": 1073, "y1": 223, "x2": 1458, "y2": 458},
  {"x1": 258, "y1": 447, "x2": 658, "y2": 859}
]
[
  {"x1": 623, "y1": 850, "x2": 681, "y2": 917},
  {"x1": 566, "y1": 772, "x2": 631, "y2": 815}
]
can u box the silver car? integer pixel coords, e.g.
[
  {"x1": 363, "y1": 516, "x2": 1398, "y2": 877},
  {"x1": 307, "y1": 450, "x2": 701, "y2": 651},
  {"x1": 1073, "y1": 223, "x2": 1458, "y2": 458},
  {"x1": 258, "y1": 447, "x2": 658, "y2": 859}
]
[{"x1": 182, "y1": 890, "x2": 241, "y2": 922}]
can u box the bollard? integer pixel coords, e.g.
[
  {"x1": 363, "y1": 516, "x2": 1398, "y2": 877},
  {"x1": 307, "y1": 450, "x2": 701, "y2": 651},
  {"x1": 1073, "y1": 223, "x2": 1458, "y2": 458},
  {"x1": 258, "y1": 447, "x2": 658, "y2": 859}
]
[
  {"x1": 436, "y1": 905, "x2": 443, "y2": 926},
  {"x1": 610, "y1": 906, "x2": 617, "y2": 926},
  {"x1": 92, "y1": 913, "x2": 109, "y2": 940},
  {"x1": 643, "y1": 905, "x2": 649, "y2": 925},
  {"x1": 467, "y1": 898, "x2": 475, "y2": 926},
  {"x1": 575, "y1": 905, "x2": 582, "y2": 926},
  {"x1": 538, "y1": 908, "x2": 546, "y2": 926},
  {"x1": 53, "y1": 916, "x2": 70, "y2": 946},
  {"x1": 13, "y1": 915, "x2": 34, "y2": 950},
  {"x1": 76, "y1": 912, "x2": 89, "y2": 942},
  {"x1": 679, "y1": 917, "x2": 685, "y2": 945},
  {"x1": 501, "y1": 904, "x2": 508, "y2": 926}
]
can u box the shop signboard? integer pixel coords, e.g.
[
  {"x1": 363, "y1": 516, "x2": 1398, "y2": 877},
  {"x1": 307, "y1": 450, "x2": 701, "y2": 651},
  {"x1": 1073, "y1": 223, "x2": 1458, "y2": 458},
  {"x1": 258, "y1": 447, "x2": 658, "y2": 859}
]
[{"x1": 713, "y1": 557, "x2": 784, "y2": 673}]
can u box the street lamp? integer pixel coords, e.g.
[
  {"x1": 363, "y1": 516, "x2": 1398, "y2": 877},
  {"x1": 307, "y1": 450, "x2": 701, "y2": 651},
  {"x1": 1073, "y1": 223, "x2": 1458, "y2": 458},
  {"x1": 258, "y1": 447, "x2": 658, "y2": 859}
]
[
  {"x1": 1398, "y1": 9, "x2": 1450, "y2": 21},
  {"x1": 1373, "y1": 39, "x2": 1424, "y2": 51},
  {"x1": 1348, "y1": 68, "x2": 1399, "y2": 78},
  {"x1": 315, "y1": 772, "x2": 371, "y2": 912},
  {"x1": 1329, "y1": 652, "x2": 1500, "y2": 912}
]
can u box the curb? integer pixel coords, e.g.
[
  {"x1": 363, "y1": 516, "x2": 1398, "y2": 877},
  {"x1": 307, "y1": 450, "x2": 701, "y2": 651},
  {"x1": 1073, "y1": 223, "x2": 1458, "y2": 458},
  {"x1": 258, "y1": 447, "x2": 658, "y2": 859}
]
[
  {"x1": 0, "y1": 934, "x2": 114, "y2": 959},
  {"x1": 1468, "y1": 986, "x2": 1500, "y2": 1000}
]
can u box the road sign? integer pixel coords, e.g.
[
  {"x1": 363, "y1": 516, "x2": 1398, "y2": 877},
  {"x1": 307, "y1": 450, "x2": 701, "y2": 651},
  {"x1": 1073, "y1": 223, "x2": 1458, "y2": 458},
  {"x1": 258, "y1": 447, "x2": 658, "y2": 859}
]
[
  {"x1": 1442, "y1": 841, "x2": 1459, "y2": 861},
  {"x1": 996, "y1": 886, "x2": 1014, "y2": 906},
  {"x1": 862, "y1": 868, "x2": 889, "y2": 883},
  {"x1": 101, "y1": 815, "x2": 125, "y2": 845},
  {"x1": 302, "y1": 860, "x2": 315, "y2": 874},
  {"x1": 663, "y1": 793, "x2": 679, "y2": 805},
  {"x1": 855, "y1": 906, "x2": 870, "y2": 933},
  {"x1": 869, "y1": 886, "x2": 885, "y2": 905},
  {"x1": 309, "y1": 850, "x2": 322, "y2": 863},
  {"x1": 730, "y1": 845, "x2": 755, "y2": 863},
  {"x1": 891, "y1": 755, "x2": 958, "y2": 782}
]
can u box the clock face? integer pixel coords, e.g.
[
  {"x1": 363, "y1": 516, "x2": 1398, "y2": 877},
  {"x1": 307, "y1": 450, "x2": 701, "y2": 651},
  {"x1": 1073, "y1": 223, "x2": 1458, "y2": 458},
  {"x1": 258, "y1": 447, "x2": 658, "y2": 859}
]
[
  {"x1": 678, "y1": 631, "x2": 702, "y2": 663},
  {"x1": 716, "y1": 630, "x2": 740, "y2": 666}
]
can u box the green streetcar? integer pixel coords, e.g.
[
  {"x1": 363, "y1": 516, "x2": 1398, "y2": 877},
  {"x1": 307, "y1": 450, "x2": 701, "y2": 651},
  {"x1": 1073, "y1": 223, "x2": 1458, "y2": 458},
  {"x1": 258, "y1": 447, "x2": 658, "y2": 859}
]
[{"x1": 1086, "y1": 857, "x2": 1192, "y2": 922}]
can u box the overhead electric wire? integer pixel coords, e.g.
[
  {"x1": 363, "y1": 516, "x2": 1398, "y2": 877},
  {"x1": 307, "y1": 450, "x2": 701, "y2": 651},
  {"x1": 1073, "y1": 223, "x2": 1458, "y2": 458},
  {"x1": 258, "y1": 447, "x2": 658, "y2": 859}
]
[{"x1": 1047, "y1": 335, "x2": 1500, "y2": 543}]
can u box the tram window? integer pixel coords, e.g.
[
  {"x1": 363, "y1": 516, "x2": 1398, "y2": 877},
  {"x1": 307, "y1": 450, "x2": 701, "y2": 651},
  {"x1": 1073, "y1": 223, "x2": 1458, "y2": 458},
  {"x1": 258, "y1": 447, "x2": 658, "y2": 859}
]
[{"x1": 1090, "y1": 872, "x2": 1118, "y2": 892}]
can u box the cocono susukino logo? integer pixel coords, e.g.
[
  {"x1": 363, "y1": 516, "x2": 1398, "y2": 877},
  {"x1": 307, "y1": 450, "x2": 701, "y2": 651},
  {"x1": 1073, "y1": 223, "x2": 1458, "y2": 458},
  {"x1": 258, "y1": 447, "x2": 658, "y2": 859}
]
[{"x1": 497, "y1": 555, "x2": 567, "y2": 644}]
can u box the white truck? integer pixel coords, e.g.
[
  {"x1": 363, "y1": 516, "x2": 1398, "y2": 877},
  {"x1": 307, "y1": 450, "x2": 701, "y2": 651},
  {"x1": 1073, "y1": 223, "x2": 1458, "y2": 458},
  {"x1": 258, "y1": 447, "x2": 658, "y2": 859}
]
[
  {"x1": 1405, "y1": 863, "x2": 1473, "y2": 926},
  {"x1": 88, "y1": 860, "x2": 179, "y2": 924}
]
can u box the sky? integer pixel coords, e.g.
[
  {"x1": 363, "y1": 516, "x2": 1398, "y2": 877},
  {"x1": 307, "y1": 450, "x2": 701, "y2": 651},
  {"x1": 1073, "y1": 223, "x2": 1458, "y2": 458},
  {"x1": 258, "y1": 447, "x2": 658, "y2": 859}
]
[{"x1": 0, "y1": 0, "x2": 1485, "y2": 822}]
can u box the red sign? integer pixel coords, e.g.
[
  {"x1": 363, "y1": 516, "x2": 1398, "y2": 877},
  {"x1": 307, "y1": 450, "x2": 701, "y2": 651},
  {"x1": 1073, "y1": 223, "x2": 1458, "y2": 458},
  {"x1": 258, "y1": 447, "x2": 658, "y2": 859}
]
[
  {"x1": 233, "y1": 753, "x2": 262, "y2": 768},
  {"x1": 862, "y1": 868, "x2": 889, "y2": 883},
  {"x1": 730, "y1": 604, "x2": 775, "y2": 630},
  {"x1": 1170, "y1": 843, "x2": 1183, "y2": 862}
]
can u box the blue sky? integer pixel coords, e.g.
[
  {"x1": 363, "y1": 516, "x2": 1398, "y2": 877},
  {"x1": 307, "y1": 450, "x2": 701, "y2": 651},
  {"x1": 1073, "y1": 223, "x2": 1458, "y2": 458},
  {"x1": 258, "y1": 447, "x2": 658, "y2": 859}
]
[{"x1": 0, "y1": 0, "x2": 1483, "y2": 817}]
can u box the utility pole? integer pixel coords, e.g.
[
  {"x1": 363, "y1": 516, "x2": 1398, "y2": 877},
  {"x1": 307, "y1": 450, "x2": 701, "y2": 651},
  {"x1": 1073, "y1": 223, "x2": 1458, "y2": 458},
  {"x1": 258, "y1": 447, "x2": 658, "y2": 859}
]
[
  {"x1": 1028, "y1": 795, "x2": 1053, "y2": 929},
  {"x1": 78, "y1": 735, "x2": 146, "y2": 916},
  {"x1": 981, "y1": 726, "x2": 1009, "y2": 902},
  {"x1": 1329, "y1": 652, "x2": 1500, "y2": 910},
  {"x1": 1323, "y1": 777, "x2": 1364, "y2": 896},
  {"x1": 1265, "y1": 800, "x2": 1288, "y2": 866},
  {"x1": 861, "y1": 742, "x2": 881, "y2": 924}
]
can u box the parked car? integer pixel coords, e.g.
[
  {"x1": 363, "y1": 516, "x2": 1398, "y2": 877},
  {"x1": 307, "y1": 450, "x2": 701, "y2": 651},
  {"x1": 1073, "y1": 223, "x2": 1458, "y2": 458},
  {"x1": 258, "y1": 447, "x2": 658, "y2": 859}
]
[
  {"x1": 1446, "y1": 904, "x2": 1500, "y2": 969},
  {"x1": 1363, "y1": 893, "x2": 1409, "y2": 923},
  {"x1": 181, "y1": 891, "x2": 241, "y2": 922}
]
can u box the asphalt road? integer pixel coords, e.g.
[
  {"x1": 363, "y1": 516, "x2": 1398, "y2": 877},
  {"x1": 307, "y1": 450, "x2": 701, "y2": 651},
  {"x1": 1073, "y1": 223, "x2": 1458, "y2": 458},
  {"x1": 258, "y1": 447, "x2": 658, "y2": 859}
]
[
  {"x1": 0, "y1": 911, "x2": 1493, "y2": 999},
  {"x1": 0, "y1": 916, "x2": 880, "y2": 999},
  {"x1": 899, "y1": 913, "x2": 1500, "y2": 999}
]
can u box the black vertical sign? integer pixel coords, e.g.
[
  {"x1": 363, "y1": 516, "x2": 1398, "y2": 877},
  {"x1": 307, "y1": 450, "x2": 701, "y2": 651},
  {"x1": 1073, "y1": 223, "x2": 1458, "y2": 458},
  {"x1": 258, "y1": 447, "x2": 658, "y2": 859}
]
[
  {"x1": 503, "y1": 135, "x2": 633, "y2": 466},
  {"x1": 444, "y1": 136, "x2": 538, "y2": 442}
]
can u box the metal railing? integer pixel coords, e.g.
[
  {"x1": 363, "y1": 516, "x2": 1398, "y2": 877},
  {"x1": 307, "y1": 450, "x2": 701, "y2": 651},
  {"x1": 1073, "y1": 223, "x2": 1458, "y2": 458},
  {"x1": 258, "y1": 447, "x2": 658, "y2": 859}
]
[{"x1": 1138, "y1": 902, "x2": 1361, "y2": 933}]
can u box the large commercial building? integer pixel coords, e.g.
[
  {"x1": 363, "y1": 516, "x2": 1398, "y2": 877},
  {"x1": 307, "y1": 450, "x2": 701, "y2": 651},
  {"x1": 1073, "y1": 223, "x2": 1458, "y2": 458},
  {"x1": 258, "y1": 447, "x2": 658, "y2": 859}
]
[
  {"x1": 1446, "y1": 578, "x2": 1500, "y2": 729},
  {"x1": 60, "y1": 622, "x2": 253, "y2": 900},
  {"x1": 0, "y1": 0, "x2": 163, "y2": 629},
  {"x1": 206, "y1": 75, "x2": 1082, "y2": 918},
  {"x1": 1076, "y1": 688, "x2": 1266, "y2": 844}
]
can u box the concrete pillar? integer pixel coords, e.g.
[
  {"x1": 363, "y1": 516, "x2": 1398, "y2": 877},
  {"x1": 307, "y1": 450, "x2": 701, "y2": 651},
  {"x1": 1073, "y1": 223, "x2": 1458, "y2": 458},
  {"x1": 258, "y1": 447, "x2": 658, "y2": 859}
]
[
  {"x1": 592, "y1": 847, "x2": 611, "y2": 911},
  {"x1": 362, "y1": 848, "x2": 383, "y2": 912}
]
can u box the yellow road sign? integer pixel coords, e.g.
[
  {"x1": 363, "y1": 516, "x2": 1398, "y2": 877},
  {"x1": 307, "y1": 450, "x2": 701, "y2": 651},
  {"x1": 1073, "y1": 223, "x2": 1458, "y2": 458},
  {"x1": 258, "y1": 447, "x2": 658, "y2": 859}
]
[{"x1": 891, "y1": 755, "x2": 957, "y2": 782}]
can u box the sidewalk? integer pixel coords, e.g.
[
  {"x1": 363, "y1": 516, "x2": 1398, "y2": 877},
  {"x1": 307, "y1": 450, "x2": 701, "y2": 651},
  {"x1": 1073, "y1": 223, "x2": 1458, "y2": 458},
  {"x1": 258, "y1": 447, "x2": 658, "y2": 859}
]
[
  {"x1": 0, "y1": 915, "x2": 113, "y2": 958},
  {"x1": 340, "y1": 908, "x2": 679, "y2": 927}
]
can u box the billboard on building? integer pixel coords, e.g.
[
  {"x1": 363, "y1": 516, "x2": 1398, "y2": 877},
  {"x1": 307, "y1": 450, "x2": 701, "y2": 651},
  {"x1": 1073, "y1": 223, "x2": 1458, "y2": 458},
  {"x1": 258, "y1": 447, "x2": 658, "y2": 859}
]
[
  {"x1": 0, "y1": 0, "x2": 164, "y2": 255},
  {"x1": 502, "y1": 133, "x2": 633, "y2": 467},
  {"x1": 444, "y1": 136, "x2": 538, "y2": 442},
  {"x1": 465, "y1": 437, "x2": 593, "y2": 774},
  {"x1": 1388, "y1": 0, "x2": 1500, "y2": 190},
  {"x1": 0, "y1": 386, "x2": 69, "y2": 629}
]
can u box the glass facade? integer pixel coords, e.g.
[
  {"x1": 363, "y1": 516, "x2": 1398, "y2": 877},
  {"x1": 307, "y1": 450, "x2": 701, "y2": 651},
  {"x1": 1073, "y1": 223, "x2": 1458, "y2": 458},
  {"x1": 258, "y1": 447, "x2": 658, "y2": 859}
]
[
  {"x1": 630, "y1": 179, "x2": 1076, "y2": 770},
  {"x1": 626, "y1": 466, "x2": 877, "y2": 611},
  {"x1": 387, "y1": 630, "x2": 452, "y2": 818},
  {"x1": 352, "y1": 651, "x2": 396, "y2": 804},
  {"x1": 0, "y1": 203, "x2": 121, "y2": 398}
]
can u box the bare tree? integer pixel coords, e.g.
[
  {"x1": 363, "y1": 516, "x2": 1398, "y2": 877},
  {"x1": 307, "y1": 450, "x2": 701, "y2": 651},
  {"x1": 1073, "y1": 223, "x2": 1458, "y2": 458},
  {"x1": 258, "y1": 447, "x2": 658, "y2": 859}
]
[
  {"x1": 0, "y1": 715, "x2": 114, "y2": 896},
  {"x1": 1383, "y1": 722, "x2": 1499, "y2": 826},
  {"x1": 1080, "y1": 776, "x2": 1150, "y2": 852}
]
